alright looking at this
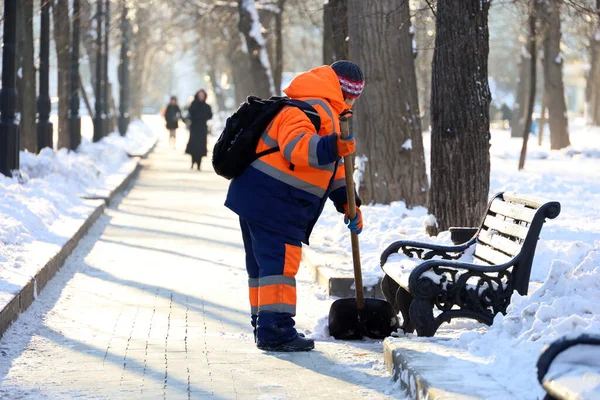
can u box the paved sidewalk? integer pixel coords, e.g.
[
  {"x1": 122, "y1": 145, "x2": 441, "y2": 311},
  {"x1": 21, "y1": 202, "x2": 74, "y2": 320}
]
[{"x1": 0, "y1": 131, "x2": 403, "y2": 399}]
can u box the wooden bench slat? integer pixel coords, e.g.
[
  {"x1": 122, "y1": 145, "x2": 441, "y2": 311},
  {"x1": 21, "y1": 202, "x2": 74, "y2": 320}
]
[
  {"x1": 489, "y1": 200, "x2": 537, "y2": 223},
  {"x1": 474, "y1": 243, "x2": 514, "y2": 265},
  {"x1": 478, "y1": 230, "x2": 523, "y2": 256},
  {"x1": 502, "y1": 192, "x2": 545, "y2": 209},
  {"x1": 483, "y1": 215, "x2": 529, "y2": 240}
]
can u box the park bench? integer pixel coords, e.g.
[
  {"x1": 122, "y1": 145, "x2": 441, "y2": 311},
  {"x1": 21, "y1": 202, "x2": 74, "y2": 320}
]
[
  {"x1": 537, "y1": 334, "x2": 600, "y2": 400},
  {"x1": 379, "y1": 192, "x2": 561, "y2": 337}
]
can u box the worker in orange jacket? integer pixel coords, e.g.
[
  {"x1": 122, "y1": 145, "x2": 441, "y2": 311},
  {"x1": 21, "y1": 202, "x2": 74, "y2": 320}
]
[{"x1": 226, "y1": 61, "x2": 365, "y2": 352}]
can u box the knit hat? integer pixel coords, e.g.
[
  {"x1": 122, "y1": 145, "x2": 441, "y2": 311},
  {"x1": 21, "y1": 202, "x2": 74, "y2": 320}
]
[{"x1": 331, "y1": 60, "x2": 365, "y2": 99}]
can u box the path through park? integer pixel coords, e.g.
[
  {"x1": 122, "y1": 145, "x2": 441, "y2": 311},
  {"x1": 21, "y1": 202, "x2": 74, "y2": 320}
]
[{"x1": 0, "y1": 127, "x2": 404, "y2": 400}]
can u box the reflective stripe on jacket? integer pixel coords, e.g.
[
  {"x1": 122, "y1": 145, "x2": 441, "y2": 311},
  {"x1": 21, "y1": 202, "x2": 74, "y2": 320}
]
[{"x1": 225, "y1": 66, "x2": 357, "y2": 243}]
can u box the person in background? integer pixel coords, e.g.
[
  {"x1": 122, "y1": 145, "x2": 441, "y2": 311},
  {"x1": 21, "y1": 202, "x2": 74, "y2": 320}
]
[
  {"x1": 164, "y1": 96, "x2": 182, "y2": 148},
  {"x1": 185, "y1": 89, "x2": 213, "y2": 170}
]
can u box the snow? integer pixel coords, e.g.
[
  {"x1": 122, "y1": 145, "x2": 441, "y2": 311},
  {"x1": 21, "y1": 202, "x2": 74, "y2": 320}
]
[
  {"x1": 555, "y1": 53, "x2": 563, "y2": 64},
  {"x1": 353, "y1": 155, "x2": 368, "y2": 191},
  {"x1": 401, "y1": 139, "x2": 412, "y2": 150},
  {"x1": 0, "y1": 118, "x2": 156, "y2": 314},
  {"x1": 309, "y1": 120, "x2": 600, "y2": 397},
  {"x1": 543, "y1": 344, "x2": 600, "y2": 399}
]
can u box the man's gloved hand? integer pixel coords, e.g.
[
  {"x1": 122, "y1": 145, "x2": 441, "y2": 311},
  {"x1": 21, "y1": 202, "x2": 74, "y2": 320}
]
[
  {"x1": 343, "y1": 204, "x2": 363, "y2": 235},
  {"x1": 336, "y1": 134, "x2": 356, "y2": 157}
]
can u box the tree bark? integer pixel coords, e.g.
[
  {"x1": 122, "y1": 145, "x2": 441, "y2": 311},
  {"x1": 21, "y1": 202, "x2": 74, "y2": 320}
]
[
  {"x1": 541, "y1": 0, "x2": 570, "y2": 150},
  {"x1": 206, "y1": 65, "x2": 227, "y2": 113},
  {"x1": 414, "y1": 1, "x2": 434, "y2": 130},
  {"x1": 519, "y1": 3, "x2": 538, "y2": 171},
  {"x1": 511, "y1": 51, "x2": 531, "y2": 138},
  {"x1": 539, "y1": 93, "x2": 546, "y2": 145},
  {"x1": 427, "y1": 0, "x2": 492, "y2": 235},
  {"x1": 52, "y1": 0, "x2": 72, "y2": 149},
  {"x1": 16, "y1": 0, "x2": 37, "y2": 152},
  {"x1": 323, "y1": 0, "x2": 348, "y2": 65},
  {"x1": 274, "y1": 0, "x2": 286, "y2": 94},
  {"x1": 587, "y1": 0, "x2": 600, "y2": 126},
  {"x1": 238, "y1": 0, "x2": 275, "y2": 98},
  {"x1": 81, "y1": 0, "x2": 98, "y2": 97},
  {"x1": 228, "y1": 26, "x2": 254, "y2": 106},
  {"x1": 348, "y1": 0, "x2": 428, "y2": 207}
]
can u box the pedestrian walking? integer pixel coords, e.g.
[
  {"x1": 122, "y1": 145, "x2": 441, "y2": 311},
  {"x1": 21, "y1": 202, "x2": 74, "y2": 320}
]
[
  {"x1": 185, "y1": 89, "x2": 213, "y2": 170},
  {"x1": 164, "y1": 96, "x2": 183, "y2": 148},
  {"x1": 225, "y1": 61, "x2": 365, "y2": 352}
]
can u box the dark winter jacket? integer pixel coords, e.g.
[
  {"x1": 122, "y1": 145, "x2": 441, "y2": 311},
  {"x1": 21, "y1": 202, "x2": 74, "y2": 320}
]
[
  {"x1": 185, "y1": 99, "x2": 213, "y2": 159},
  {"x1": 225, "y1": 66, "x2": 359, "y2": 244},
  {"x1": 165, "y1": 104, "x2": 182, "y2": 130}
]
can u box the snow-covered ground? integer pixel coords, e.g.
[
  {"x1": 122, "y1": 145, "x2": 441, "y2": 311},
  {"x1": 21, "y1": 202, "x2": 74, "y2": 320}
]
[
  {"x1": 310, "y1": 120, "x2": 600, "y2": 398},
  {"x1": 0, "y1": 117, "x2": 157, "y2": 313}
]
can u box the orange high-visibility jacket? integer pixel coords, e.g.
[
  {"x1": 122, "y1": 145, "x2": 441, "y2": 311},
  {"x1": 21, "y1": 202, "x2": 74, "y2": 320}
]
[{"x1": 226, "y1": 66, "x2": 359, "y2": 243}]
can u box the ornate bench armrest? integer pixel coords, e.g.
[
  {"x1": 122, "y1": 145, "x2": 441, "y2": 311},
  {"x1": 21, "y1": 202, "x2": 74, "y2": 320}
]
[
  {"x1": 449, "y1": 227, "x2": 479, "y2": 245},
  {"x1": 380, "y1": 239, "x2": 475, "y2": 267},
  {"x1": 407, "y1": 258, "x2": 517, "y2": 299}
]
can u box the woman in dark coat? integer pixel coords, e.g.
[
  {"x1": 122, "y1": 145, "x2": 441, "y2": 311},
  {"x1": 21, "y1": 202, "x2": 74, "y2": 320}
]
[
  {"x1": 185, "y1": 89, "x2": 213, "y2": 170},
  {"x1": 164, "y1": 96, "x2": 182, "y2": 147}
]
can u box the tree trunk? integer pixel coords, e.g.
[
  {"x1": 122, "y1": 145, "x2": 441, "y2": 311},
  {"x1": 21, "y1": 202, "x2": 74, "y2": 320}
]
[
  {"x1": 323, "y1": 0, "x2": 348, "y2": 65},
  {"x1": 16, "y1": 0, "x2": 36, "y2": 152},
  {"x1": 206, "y1": 65, "x2": 227, "y2": 114},
  {"x1": 259, "y1": 8, "x2": 276, "y2": 88},
  {"x1": 541, "y1": 0, "x2": 570, "y2": 150},
  {"x1": 519, "y1": 2, "x2": 538, "y2": 171},
  {"x1": 427, "y1": 0, "x2": 492, "y2": 235},
  {"x1": 228, "y1": 27, "x2": 254, "y2": 106},
  {"x1": 238, "y1": 0, "x2": 275, "y2": 98},
  {"x1": 538, "y1": 93, "x2": 546, "y2": 145},
  {"x1": 348, "y1": 0, "x2": 428, "y2": 206},
  {"x1": 414, "y1": 1, "x2": 434, "y2": 130},
  {"x1": 52, "y1": 0, "x2": 71, "y2": 149},
  {"x1": 511, "y1": 51, "x2": 531, "y2": 138},
  {"x1": 274, "y1": 0, "x2": 285, "y2": 94},
  {"x1": 587, "y1": 0, "x2": 600, "y2": 126},
  {"x1": 80, "y1": 0, "x2": 98, "y2": 96}
]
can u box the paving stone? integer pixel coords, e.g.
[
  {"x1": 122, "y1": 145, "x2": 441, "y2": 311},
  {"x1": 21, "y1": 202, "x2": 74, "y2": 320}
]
[{"x1": 0, "y1": 137, "x2": 404, "y2": 400}]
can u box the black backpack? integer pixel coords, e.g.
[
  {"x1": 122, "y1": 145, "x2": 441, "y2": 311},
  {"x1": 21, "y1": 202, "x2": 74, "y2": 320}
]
[{"x1": 212, "y1": 96, "x2": 321, "y2": 180}]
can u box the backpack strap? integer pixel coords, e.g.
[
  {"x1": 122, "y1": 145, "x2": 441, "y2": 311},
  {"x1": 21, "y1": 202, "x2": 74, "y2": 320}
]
[
  {"x1": 285, "y1": 99, "x2": 322, "y2": 133},
  {"x1": 255, "y1": 99, "x2": 322, "y2": 160}
]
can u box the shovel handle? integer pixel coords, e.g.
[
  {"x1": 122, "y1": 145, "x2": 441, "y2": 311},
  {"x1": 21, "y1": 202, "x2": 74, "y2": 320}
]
[{"x1": 340, "y1": 114, "x2": 365, "y2": 310}]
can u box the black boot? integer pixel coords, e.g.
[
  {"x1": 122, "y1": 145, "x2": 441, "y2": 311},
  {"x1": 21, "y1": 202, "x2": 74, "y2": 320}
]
[
  {"x1": 253, "y1": 328, "x2": 305, "y2": 342},
  {"x1": 257, "y1": 336, "x2": 314, "y2": 352}
]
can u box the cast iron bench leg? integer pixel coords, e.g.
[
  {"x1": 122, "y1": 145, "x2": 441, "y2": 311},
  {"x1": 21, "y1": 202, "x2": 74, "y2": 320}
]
[{"x1": 409, "y1": 298, "x2": 437, "y2": 337}]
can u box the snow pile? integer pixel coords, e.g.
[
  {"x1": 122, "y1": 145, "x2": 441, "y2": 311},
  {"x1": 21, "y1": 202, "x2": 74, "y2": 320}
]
[
  {"x1": 0, "y1": 119, "x2": 156, "y2": 310},
  {"x1": 457, "y1": 250, "x2": 600, "y2": 398},
  {"x1": 308, "y1": 120, "x2": 600, "y2": 397},
  {"x1": 311, "y1": 122, "x2": 600, "y2": 285}
]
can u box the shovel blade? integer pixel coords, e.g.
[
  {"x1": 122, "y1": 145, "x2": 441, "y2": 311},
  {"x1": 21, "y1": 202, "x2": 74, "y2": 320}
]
[{"x1": 328, "y1": 297, "x2": 400, "y2": 340}]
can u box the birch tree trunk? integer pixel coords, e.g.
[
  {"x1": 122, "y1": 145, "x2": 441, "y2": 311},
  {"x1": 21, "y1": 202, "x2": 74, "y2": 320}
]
[
  {"x1": 348, "y1": 0, "x2": 428, "y2": 206},
  {"x1": 52, "y1": 0, "x2": 72, "y2": 149},
  {"x1": 427, "y1": 0, "x2": 492, "y2": 235},
  {"x1": 541, "y1": 0, "x2": 570, "y2": 150},
  {"x1": 238, "y1": 0, "x2": 275, "y2": 98}
]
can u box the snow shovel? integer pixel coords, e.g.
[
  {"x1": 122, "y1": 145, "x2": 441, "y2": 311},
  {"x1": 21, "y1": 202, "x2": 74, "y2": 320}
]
[{"x1": 328, "y1": 113, "x2": 400, "y2": 340}]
